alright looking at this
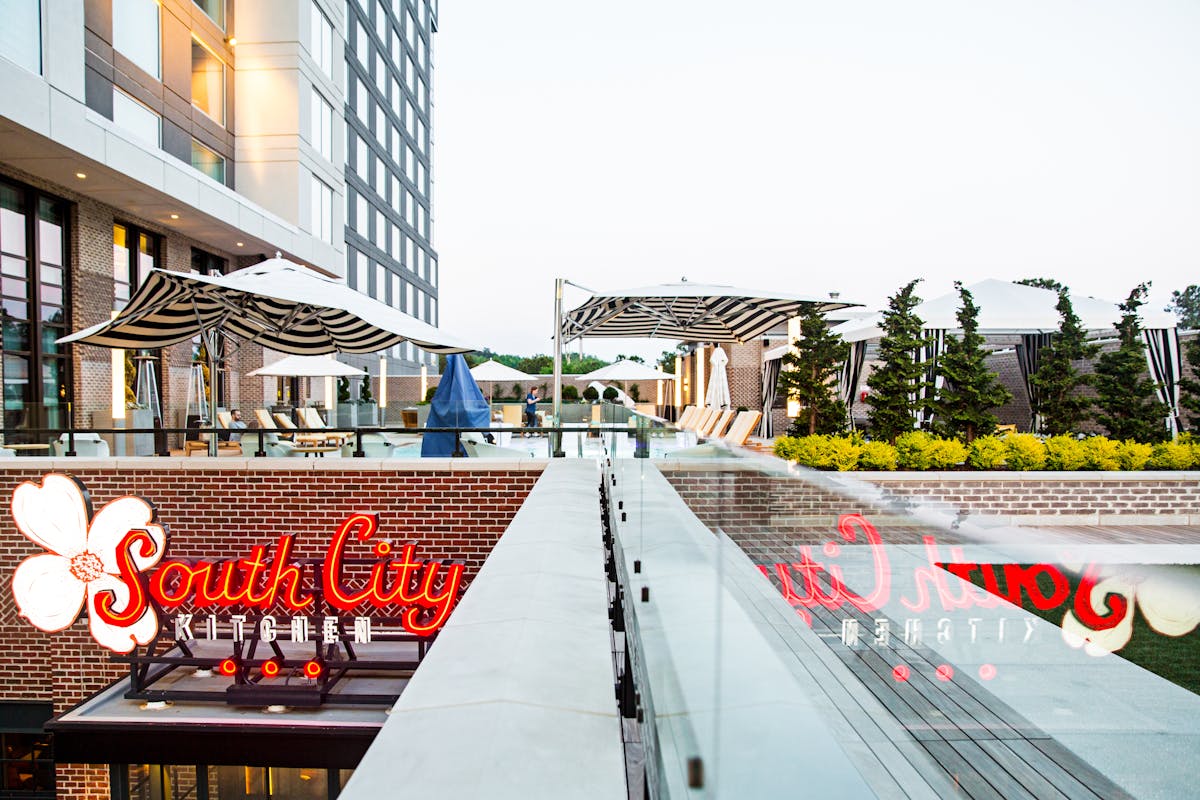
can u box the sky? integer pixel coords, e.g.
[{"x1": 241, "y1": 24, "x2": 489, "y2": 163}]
[{"x1": 432, "y1": 0, "x2": 1200, "y2": 362}]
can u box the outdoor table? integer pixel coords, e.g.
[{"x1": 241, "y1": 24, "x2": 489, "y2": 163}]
[
  {"x1": 292, "y1": 444, "x2": 341, "y2": 458},
  {"x1": 7, "y1": 443, "x2": 51, "y2": 455}
]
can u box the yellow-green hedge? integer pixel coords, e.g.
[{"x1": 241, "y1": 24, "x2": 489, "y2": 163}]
[{"x1": 773, "y1": 433, "x2": 1200, "y2": 471}]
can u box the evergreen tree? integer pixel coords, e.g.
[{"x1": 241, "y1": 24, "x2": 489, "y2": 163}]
[
  {"x1": 778, "y1": 304, "x2": 849, "y2": 435},
  {"x1": 1166, "y1": 285, "x2": 1200, "y2": 329},
  {"x1": 867, "y1": 280, "x2": 928, "y2": 443},
  {"x1": 932, "y1": 283, "x2": 1011, "y2": 442},
  {"x1": 1016, "y1": 277, "x2": 1065, "y2": 292},
  {"x1": 1094, "y1": 283, "x2": 1169, "y2": 442},
  {"x1": 1029, "y1": 288, "x2": 1099, "y2": 435},
  {"x1": 1177, "y1": 335, "x2": 1200, "y2": 430}
]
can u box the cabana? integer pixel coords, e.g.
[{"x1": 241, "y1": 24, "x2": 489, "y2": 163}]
[{"x1": 822, "y1": 279, "x2": 1182, "y2": 434}]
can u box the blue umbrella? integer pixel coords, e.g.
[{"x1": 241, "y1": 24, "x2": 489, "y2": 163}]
[{"x1": 421, "y1": 355, "x2": 490, "y2": 457}]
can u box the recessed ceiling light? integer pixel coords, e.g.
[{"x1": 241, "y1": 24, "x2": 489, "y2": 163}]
[
  {"x1": 75, "y1": 172, "x2": 87, "y2": 179},
  {"x1": 169, "y1": 214, "x2": 179, "y2": 219},
  {"x1": 236, "y1": 242, "x2": 244, "y2": 247}
]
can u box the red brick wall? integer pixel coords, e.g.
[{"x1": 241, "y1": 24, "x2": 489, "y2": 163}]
[{"x1": 0, "y1": 462, "x2": 543, "y2": 798}]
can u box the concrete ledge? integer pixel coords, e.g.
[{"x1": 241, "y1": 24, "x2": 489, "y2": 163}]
[
  {"x1": 0, "y1": 458, "x2": 549, "y2": 474},
  {"x1": 340, "y1": 460, "x2": 625, "y2": 800}
]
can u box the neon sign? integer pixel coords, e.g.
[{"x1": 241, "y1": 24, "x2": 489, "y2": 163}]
[
  {"x1": 10, "y1": 474, "x2": 464, "y2": 655},
  {"x1": 761, "y1": 514, "x2": 1198, "y2": 656}
]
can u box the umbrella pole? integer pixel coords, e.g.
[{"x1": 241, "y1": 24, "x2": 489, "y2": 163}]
[
  {"x1": 552, "y1": 278, "x2": 564, "y2": 457},
  {"x1": 206, "y1": 329, "x2": 220, "y2": 457}
]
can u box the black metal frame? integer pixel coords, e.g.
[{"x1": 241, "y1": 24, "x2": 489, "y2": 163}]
[{"x1": 115, "y1": 556, "x2": 455, "y2": 708}]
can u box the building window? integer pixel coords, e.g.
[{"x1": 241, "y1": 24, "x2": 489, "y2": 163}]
[
  {"x1": 310, "y1": 1, "x2": 333, "y2": 77},
  {"x1": 311, "y1": 88, "x2": 333, "y2": 162},
  {"x1": 113, "y1": 0, "x2": 160, "y2": 80},
  {"x1": 311, "y1": 176, "x2": 333, "y2": 244},
  {"x1": 112, "y1": 88, "x2": 160, "y2": 148},
  {"x1": 117, "y1": 765, "x2": 345, "y2": 799},
  {"x1": 191, "y1": 37, "x2": 225, "y2": 125},
  {"x1": 190, "y1": 139, "x2": 225, "y2": 184},
  {"x1": 113, "y1": 224, "x2": 159, "y2": 310},
  {"x1": 0, "y1": 0, "x2": 41, "y2": 74},
  {"x1": 0, "y1": 702, "x2": 53, "y2": 799},
  {"x1": 0, "y1": 182, "x2": 70, "y2": 437},
  {"x1": 192, "y1": 0, "x2": 224, "y2": 29}
]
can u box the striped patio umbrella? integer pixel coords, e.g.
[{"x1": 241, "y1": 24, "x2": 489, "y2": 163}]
[
  {"x1": 59, "y1": 254, "x2": 474, "y2": 355},
  {"x1": 561, "y1": 281, "x2": 859, "y2": 342}
]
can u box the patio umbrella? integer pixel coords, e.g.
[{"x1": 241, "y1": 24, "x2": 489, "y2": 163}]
[
  {"x1": 248, "y1": 355, "x2": 365, "y2": 377},
  {"x1": 562, "y1": 281, "x2": 860, "y2": 343},
  {"x1": 572, "y1": 359, "x2": 675, "y2": 382},
  {"x1": 422, "y1": 355, "x2": 490, "y2": 457},
  {"x1": 60, "y1": 254, "x2": 474, "y2": 454},
  {"x1": 704, "y1": 347, "x2": 731, "y2": 410},
  {"x1": 469, "y1": 359, "x2": 534, "y2": 403}
]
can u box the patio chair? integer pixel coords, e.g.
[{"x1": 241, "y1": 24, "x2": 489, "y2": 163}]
[
  {"x1": 675, "y1": 406, "x2": 699, "y2": 428},
  {"x1": 52, "y1": 433, "x2": 110, "y2": 457},
  {"x1": 340, "y1": 433, "x2": 395, "y2": 458},
  {"x1": 722, "y1": 411, "x2": 763, "y2": 446},
  {"x1": 184, "y1": 415, "x2": 241, "y2": 456},
  {"x1": 273, "y1": 412, "x2": 326, "y2": 444},
  {"x1": 705, "y1": 410, "x2": 735, "y2": 439},
  {"x1": 240, "y1": 433, "x2": 299, "y2": 458},
  {"x1": 298, "y1": 406, "x2": 350, "y2": 445},
  {"x1": 690, "y1": 408, "x2": 717, "y2": 433}
]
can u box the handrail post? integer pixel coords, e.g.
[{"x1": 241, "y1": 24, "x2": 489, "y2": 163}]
[
  {"x1": 353, "y1": 427, "x2": 365, "y2": 457},
  {"x1": 255, "y1": 429, "x2": 266, "y2": 458},
  {"x1": 66, "y1": 402, "x2": 76, "y2": 457}
]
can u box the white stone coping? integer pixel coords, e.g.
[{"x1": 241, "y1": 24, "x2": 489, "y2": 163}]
[
  {"x1": 0, "y1": 457, "x2": 550, "y2": 473},
  {"x1": 339, "y1": 460, "x2": 626, "y2": 800}
]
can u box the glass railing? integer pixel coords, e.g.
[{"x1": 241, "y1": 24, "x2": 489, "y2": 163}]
[{"x1": 606, "y1": 440, "x2": 1200, "y2": 798}]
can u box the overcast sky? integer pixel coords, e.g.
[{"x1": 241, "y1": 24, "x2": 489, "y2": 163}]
[{"x1": 432, "y1": 0, "x2": 1200, "y2": 362}]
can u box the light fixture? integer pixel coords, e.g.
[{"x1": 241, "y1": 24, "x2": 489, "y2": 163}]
[
  {"x1": 674, "y1": 356, "x2": 683, "y2": 408},
  {"x1": 169, "y1": 213, "x2": 179, "y2": 220},
  {"x1": 75, "y1": 172, "x2": 87, "y2": 179},
  {"x1": 235, "y1": 241, "x2": 244, "y2": 247},
  {"x1": 379, "y1": 356, "x2": 388, "y2": 421},
  {"x1": 420, "y1": 364, "x2": 428, "y2": 401},
  {"x1": 226, "y1": 36, "x2": 237, "y2": 46}
]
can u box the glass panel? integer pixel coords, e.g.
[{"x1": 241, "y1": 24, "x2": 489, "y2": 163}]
[
  {"x1": 267, "y1": 768, "x2": 325, "y2": 800},
  {"x1": 3, "y1": 319, "x2": 30, "y2": 352},
  {"x1": 191, "y1": 39, "x2": 225, "y2": 124},
  {"x1": 137, "y1": 233, "x2": 156, "y2": 285},
  {"x1": 3, "y1": 300, "x2": 27, "y2": 321},
  {"x1": 190, "y1": 139, "x2": 225, "y2": 183},
  {"x1": 2, "y1": 277, "x2": 25, "y2": 298},
  {"x1": 0, "y1": 184, "x2": 27, "y2": 258},
  {"x1": 39, "y1": 325, "x2": 59, "y2": 354},
  {"x1": 37, "y1": 197, "x2": 63, "y2": 266},
  {"x1": 193, "y1": 0, "x2": 224, "y2": 28},
  {"x1": 113, "y1": 88, "x2": 161, "y2": 147},
  {"x1": 4, "y1": 354, "x2": 31, "y2": 429},
  {"x1": 113, "y1": 0, "x2": 161, "y2": 79},
  {"x1": 41, "y1": 360, "x2": 62, "y2": 425},
  {"x1": 38, "y1": 285, "x2": 61, "y2": 307},
  {"x1": 40, "y1": 302, "x2": 63, "y2": 324},
  {"x1": 212, "y1": 765, "x2": 268, "y2": 799},
  {"x1": 0, "y1": 0, "x2": 41, "y2": 74}
]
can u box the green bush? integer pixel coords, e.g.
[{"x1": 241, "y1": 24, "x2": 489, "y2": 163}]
[
  {"x1": 561, "y1": 384, "x2": 579, "y2": 401},
  {"x1": 602, "y1": 387, "x2": 619, "y2": 401},
  {"x1": 928, "y1": 437, "x2": 967, "y2": 469},
  {"x1": 967, "y1": 436, "x2": 1007, "y2": 469},
  {"x1": 1081, "y1": 436, "x2": 1121, "y2": 471},
  {"x1": 1044, "y1": 435, "x2": 1087, "y2": 471},
  {"x1": 1004, "y1": 434, "x2": 1046, "y2": 471},
  {"x1": 1116, "y1": 440, "x2": 1153, "y2": 471},
  {"x1": 895, "y1": 431, "x2": 935, "y2": 470},
  {"x1": 1148, "y1": 441, "x2": 1195, "y2": 470},
  {"x1": 774, "y1": 435, "x2": 860, "y2": 470},
  {"x1": 583, "y1": 386, "x2": 599, "y2": 402},
  {"x1": 858, "y1": 440, "x2": 898, "y2": 471}
]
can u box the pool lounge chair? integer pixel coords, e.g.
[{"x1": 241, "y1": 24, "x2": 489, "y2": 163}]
[
  {"x1": 298, "y1": 407, "x2": 350, "y2": 445},
  {"x1": 272, "y1": 412, "x2": 328, "y2": 444},
  {"x1": 705, "y1": 410, "x2": 735, "y2": 439}
]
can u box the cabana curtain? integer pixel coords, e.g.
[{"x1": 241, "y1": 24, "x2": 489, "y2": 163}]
[
  {"x1": 1143, "y1": 328, "x2": 1183, "y2": 437},
  {"x1": 1016, "y1": 332, "x2": 1053, "y2": 432}
]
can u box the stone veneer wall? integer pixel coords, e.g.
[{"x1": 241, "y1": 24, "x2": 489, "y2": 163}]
[{"x1": 0, "y1": 459, "x2": 543, "y2": 799}]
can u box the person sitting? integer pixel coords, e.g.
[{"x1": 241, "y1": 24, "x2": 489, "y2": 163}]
[{"x1": 228, "y1": 409, "x2": 248, "y2": 442}]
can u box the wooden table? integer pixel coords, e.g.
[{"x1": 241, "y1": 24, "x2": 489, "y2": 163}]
[
  {"x1": 292, "y1": 444, "x2": 341, "y2": 458},
  {"x1": 5, "y1": 443, "x2": 51, "y2": 454}
]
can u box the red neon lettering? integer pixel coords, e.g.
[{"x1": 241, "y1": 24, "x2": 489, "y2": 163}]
[
  {"x1": 93, "y1": 529, "x2": 156, "y2": 626},
  {"x1": 401, "y1": 562, "x2": 465, "y2": 635},
  {"x1": 1071, "y1": 563, "x2": 1128, "y2": 631},
  {"x1": 148, "y1": 535, "x2": 314, "y2": 612},
  {"x1": 322, "y1": 514, "x2": 378, "y2": 611}
]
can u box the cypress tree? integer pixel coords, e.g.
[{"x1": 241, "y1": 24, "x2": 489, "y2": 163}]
[
  {"x1": 1094, "y1": 283, "x2": 1169, "y2": 442},
  {"x1": 932, "y1": 282, "x2": 1011, "y2": 442},
  {"x1": 867, "y1": 280, "x2": 928, "y2": 443},
  {"x1": 778, "y1": 304, "x2": 850, "y2": 435},
  {"x1": 1029, "y1": 288, "x2": 1099, "y2": 435}
]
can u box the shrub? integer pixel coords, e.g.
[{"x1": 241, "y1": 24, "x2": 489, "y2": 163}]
[
  {"x1": 1044, "y1": 435, "x2": 1087, "y2": 471},
  {"x1": 858, "y1": 441, "x2": 898, "y2": 471},
  {"x1": 1004, "y1": 434, "x2": 1046, "y2": 471},
  {"x1": 1116, "y1": 440, "x2": 1153, "y2": 471},
  {"x1": 561, "y1": 384, "x2": 579, "y2": 401},
  {"x1": 774, "y1": 435, "x2": 860, "y2": 470},
  {"x1": 895, "y1": 431, "x2": 935, "y2": 470},
  {"x1": 1148, "y1": 441, "x2": 1195, "y2": 470},
  {"x1": 602, "y1": 387, "x2": 619, "y2": 402},
  {"x1": 424, "y1": 386, "x2": 438, "y2": 402},
  {"x1": 967, "y1": 436, "x2": 1007, "y2": 470},
  {"x1": 1081, "y1": 436, "x2": 1120, "y2": 471},
  {"x1": 583, "y1": 386, "x2": 599, "y2": 402},
  {"x1": 629, "y1": 383, "x2": 641, "y2": 402},
  {"x1": 928, "y1": 437, "x2": 967, "y2": 470}
]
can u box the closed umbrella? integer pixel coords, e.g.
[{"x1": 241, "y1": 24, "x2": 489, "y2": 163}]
[
  {"x1": 422, "y1": 355, "x2": 490, "y2": 457},
  {"x1": 705, "y1": 347, "x2": 730, "y2": 410}
]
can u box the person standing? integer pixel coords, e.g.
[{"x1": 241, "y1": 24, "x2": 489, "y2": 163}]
[{"x1": 524, "y1": 386, "x2": 540, "y2": 436}]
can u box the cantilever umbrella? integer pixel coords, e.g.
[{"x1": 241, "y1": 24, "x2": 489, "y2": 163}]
[
  {"x1": 468, "y1": 359, "x2": 534, "y2": 403},
  {"x1": 60, "y1": 254, "x2": 475, "y2": 453},
  {"x1": 562, "y1": 281, "x2": 860, "y2": 343},
  {"x1": 573, "y1": 359, "x2": 675, "y2": 382},
  {"x1": 248, "y1": 355, "x2": 366, "y2": 377}
]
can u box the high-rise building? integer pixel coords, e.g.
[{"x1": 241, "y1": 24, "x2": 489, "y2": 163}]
[{"x1": 0, "y1": 0, "x2": 439, "y2": 438}]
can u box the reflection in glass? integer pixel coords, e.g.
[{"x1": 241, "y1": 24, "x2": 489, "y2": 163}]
[
  {"x1": 113, "y1": 0, "x2": 161, "y2": 79},
  {"x1": 191, "y1": 139, "x2": 225, "y2": 183},
  {"x1": 0, "y1": 0, "x2": 41, "y2": 75},
  {"x1": 191, "y1": 39, "x2": 225, "y2": 124},
  {"x1": 0, "y1": 185, "x2": 27, "y2": 257}
]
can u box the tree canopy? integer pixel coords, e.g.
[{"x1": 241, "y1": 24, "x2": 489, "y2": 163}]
[
  {"x1": 867, "y1": 280, "x2": 928, "y2": 443},
  {"x1": 1166, "y1": 285, "x2": 1200, "y2": 330},
  {"x1": 778, "y1": 304, "x2": 848, "y2": 436},
  {"x1": 931, "y1": 283, "x2": 1011, "y2": 441},
  {"x1": 1029, "y1": 287, "x2": 1099, "y2": 435},
  {"x1": 1094, "y1": 283, "x2": 1169, "y2": 442}
]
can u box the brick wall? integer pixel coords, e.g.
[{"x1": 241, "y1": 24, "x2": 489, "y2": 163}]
[{"x1": 0, "y1": 460, "x2": 543, "y2": 798}]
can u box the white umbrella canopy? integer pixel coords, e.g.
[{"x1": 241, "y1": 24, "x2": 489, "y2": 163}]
[
  {"x1": 830, "y1": 279, "x2": 1177, "y2": 342},
  {"x1": 59, "y1": 255, "x2": 475, "y2": 354},
  {"x1": 469, "y1": 359, "x2": 534, "y2": 382},
  {"x1": 704, "y1": 347, "x2": 731, "y2": 410},
  {"x1": 573, "y1": 359, "x2": 675, "y2": 382},
  {"x1": 248, "y1": 354, "x2": 365, "y2": 377},
  {"x1": 562, "y1": 281, "x2": 861, "y2": 343}
]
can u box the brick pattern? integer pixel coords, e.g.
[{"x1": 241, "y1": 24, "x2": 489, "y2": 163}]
[{"x1": 0, "y1": 463, "x2": 541, "y2": 799}]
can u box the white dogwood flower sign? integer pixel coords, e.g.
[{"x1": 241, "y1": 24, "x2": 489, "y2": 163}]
[{"x1": 10, "y1": 473, "x2": 166, "y2": 654}]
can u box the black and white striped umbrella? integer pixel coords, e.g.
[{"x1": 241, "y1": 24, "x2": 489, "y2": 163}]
[
  {"x1": 562, "y1": 282, "x2": 859, "y2": 343},
  {"x1": 59, "y1": 255, "x2": 474, "y2": 354}
]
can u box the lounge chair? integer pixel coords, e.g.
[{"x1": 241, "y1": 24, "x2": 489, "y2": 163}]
[
  {"x1": 705, "y1": 410, "x2": 735, "y2": 439},
  {"x1": 240, "y1": 433, "x2": 298, "y2": 458},
  {"x1": 675, "y1": 406, "x2": 698, "y2": 428},
  {"x1": 690, "y1": 408, "x2": 717, "y2": 433},
  {"x1": 722, "y1": 411, "x2": 762, "y2": 446},
  {"x1": 298, "y1": 407, "x2": 350, "y2": 445},
  {"x1": 52, "y1": 433, "x2": 110, "y2": 457},
  {"x1": 273, "y1": 412, "x2": 327, "y2": 444},
  {"x1": 183, "y1": 417, "x2": 240, "y2": 456}
]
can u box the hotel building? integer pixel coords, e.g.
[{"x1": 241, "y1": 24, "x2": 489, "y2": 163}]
[{"x1": 0, "y1": 0, "x2": 439, "y2": 437}]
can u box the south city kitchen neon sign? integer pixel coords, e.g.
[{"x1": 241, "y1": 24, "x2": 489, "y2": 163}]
[{"x1": 9, "y1": 473, "x2": 463, "y2": 654}]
